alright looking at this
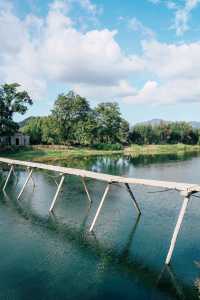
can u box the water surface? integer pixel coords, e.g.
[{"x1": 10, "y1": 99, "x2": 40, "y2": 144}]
[{"x1": 0, "y1": 153, "x2": 200, "y2": 300}]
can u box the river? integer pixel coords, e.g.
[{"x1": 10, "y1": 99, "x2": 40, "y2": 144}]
[{"x1": 0, "y1": 153, "x2": 200, "y2": 299}]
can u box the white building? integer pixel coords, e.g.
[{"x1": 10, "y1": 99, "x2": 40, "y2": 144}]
[{"x1": 0, "y1": 132, "x2": 30, "y2": 146}]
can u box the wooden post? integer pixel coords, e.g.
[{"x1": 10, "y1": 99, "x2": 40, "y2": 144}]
[
  {"x1": 49, "y1": 175, "x2": 65, "y2": 213},
  {"x1": 81, "y1": 177, "x2": 92, "y2": 204},
  {"x1": 17, "y1": 168, "x2": 33, "y2": 200},
  {"x1": 3, "y1": 165, "x2": 14, "y2": 191},
  {"x1": 165, "y1": 192, "x2": 190, "y2": 264},
  {"x1": 89, "y1": 183, "x2": 111, "y2": 232},
  {"x1": 125, "y1": 183, "x2": 141, "y2": 215}
]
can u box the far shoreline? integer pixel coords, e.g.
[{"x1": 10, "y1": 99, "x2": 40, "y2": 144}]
[{"x1": 1, "y1": 144, "x2": 200, "y2": 163}]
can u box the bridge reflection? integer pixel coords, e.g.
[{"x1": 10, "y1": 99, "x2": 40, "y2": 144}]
[{"x1": 1, "y1": 189, "x2": 199, "y2": 300}]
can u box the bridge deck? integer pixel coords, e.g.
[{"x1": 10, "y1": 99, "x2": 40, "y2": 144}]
[
  {"x1": 0, "y1": 157, "x2": 200, "y2": 193},
  {"x1": 0, "y1": 156, "x2": 199, "y2": 265}
]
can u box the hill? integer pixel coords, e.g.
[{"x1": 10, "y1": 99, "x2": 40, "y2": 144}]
[{"x1": 18, "y1": 117, "x2": 36, "y2": 128}]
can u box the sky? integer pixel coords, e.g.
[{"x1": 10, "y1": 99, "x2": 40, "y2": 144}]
[{"x1": 1, "y1": 0, "x2": 200, "y2": 125}]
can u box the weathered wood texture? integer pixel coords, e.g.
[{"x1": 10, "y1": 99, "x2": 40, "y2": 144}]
[{"x1": 0, "y1": 157, "x2": 200, "y2": 193}]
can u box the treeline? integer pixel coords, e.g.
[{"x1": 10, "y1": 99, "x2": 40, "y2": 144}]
[
  {"x1": 21, "y1": 90, "x2": 200, "y2": 147},
  {"x1": 1, "y1": 83, "x2": 199, "y2": 148},
  {"x1": 130, "y1": 122, "x2": 200, "y2": 145},
  {"x1": 21, "y1": 91, "x2": 129, "y2": 148}
]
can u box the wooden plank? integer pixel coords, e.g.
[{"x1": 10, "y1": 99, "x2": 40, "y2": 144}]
[
  {"x1": 1, "y1": 157, "x2": 200, "y2": 193},
  {"x1": 165, "y1": 195, "x2": 190, "y2": 264}
]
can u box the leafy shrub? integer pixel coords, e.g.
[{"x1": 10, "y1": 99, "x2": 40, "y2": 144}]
[{"x1": 92, "y1": 143, "x2": 123, "y2": 151}]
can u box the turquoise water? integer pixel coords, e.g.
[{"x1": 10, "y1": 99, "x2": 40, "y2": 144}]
[{"x1": 0, "y1": 154, "x2": 200, "y2": 299}]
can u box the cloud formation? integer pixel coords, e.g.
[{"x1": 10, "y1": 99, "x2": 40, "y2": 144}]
[
  {"x1": 173, "y1": 0, "x2": 200, "y2": 36},
  {"x1": 0, "y1": 0, "x2": 200, "y2": 106},
  {"x1": 124, "y1": 40, "x2": 200, "y2": 104},
  {"x1": 0, "y1": 0, "x2": 143, "y2": 99},
  {"x1": 128, "y1": 17, "x2": 155, "y2": 39},
  {"x1": 148, "y1": 0, "x2": 200, "y2": 36}
]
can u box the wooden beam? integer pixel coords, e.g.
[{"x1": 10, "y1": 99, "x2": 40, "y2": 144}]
[
  {"x1": 89, "y1": 183, "x2": 111, "y2": 232},
  {"x1": 49, "y1": 175, "x2": 65, "y2": 213},
  {"x1": 17, "y1": 168, "x2": 33, "y2": 200},
  {"x1": 0, "y1": 157, "x2": 199, "y2": 265},
  {"x1": 1, "y1": 157, "x2": 200, "y2": 193},
  {"x1": 165, "y1": 192, "x2": 190, "y2": 264},
  {"x1": 124, "y1": 183, "x2": 141, "y2": 215},
  {"x1": 2, "y1": 165, "x2": 14, "y2": 191},
  {"x1": 81, "y1": 177, "x2": 92, "y2": 204}
]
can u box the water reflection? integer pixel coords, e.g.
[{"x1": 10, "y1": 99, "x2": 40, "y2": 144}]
[
  {"x1": 194, "y1": 261, "x2": 200, "y2": 299},
  {"x1": 156, "y1": 266, "x2": 186, "y2": 300},
  {"x1": 0, "y1": 190, "x2": 199, "y2": 300},
  {"x1": 54, "y1": 151, "x2": 200, "y2": 171},
  {"x1": 1, "y1": 153, "x2": 200, "y2": 300}
]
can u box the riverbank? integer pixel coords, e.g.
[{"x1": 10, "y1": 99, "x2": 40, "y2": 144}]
[{"x1": 1, "y1": 144, "x2": 200, "y2": 162}]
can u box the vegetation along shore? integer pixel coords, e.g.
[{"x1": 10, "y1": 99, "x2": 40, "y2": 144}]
[
  {"x1": 2, "y1": 144, "x2": 200, "y2": 163},
  {"x1": 1, "y1": 83, "x2": 200, "y2": 164}
]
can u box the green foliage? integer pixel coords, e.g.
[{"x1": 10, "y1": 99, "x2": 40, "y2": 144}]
[
  {"x1": 92, "y1": 143, "x2": 123, "y2": 150},
  {"x1": 21, "y1": 116, "x2": 60, "y2": 145},
  {"x1": 52, "y1": 91, "x2": 91, "y2": 143},
  {"x1": 18, "y1": 88, "x2": 200, "y2": 147},
  {"x1": 130, "y1": 122, "x2": 199, "y2": 145},
  {"x1": 0, "y1": 83, "x2": 32, "y2": 136},
  {"x1": 21, "y1": 117, "x2": 42, "y2": 144},
  {"x1": 119, "y1": 119, "x2": 130, "y2": 144},
  {"x1": 95, "y1": 102, "x2": 122, "y2": 144}
]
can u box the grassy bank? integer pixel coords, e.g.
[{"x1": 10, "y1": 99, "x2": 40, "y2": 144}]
[
  {"x1": 125, "y1": 144, "x2": 200, "y2": 156},
  {"x1": 1, "y1": 144, "x2": 200, "y2": 163}
]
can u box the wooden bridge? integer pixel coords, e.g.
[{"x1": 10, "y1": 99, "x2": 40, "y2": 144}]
[{"x1": 0, "y1": 157, "x2": 200, "y2": 265}]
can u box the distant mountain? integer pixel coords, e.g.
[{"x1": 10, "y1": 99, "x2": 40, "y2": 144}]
[
  {"x1": 18, "y1": 116, "x2": 35, "y2": 128},
  {"x1": 136, "y1": 119, "x2": 169, "y2": 126}
]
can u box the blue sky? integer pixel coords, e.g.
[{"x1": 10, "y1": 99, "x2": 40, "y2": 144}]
[{"x1": 1, "y1": 0, "x2": 200, "y2": 124}]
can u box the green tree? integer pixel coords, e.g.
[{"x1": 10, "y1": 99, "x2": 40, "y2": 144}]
[
  {"x1": 21, "y1": 116, "x2": 61, "y2": 145},
  {"x1": 130, "y1": 121, "x2": 199, "y2": 145},
  {"x1": 41, "y1": 116, "x2": 61, "y2": 144},
  {"x1": 0, "y1": 83, "x2": 32, "y2": 137},
  {"x1": 21, "y1": 117, "x2": 43, "y2": 144},
  {"x1": 95, "y1": 102, "x2": 122, "y2": 144},
  {"x1": 52, "y1": 91, "x2": 91, "y2": 144},
  {"x1": 74, "y1": 111, "x2": 98, "y2": 145},
  {"x1": 119, "y1": 119, "x2": 130, "y2": 144}
]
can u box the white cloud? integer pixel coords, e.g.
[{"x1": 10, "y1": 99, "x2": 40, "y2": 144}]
[
  {"x1": 142, "y1": 40, "x2": 200, "y2": 79},
  {"x1": 1, "y1": 0, "x2": 200, "y2": 107},
  {"x1": 73, "y1": 80, "x2": 136, "y2": 102},
  {"x1": 124, "y1": 39, "x2": 200, "y2": 105},
  {"x1": 125, "y1": 78, "x2": 200, "y2": 105},
  {"x1": 165, "y1": 1, "x2": 178, "y2": 10},
  {"x1": 0, "y1": 0, "x2": 143, "y2": 99},
  {"x1": 173, "y1": 0, "x2": 200, "y2": 36},
  {"x1": 148, "y1": 0, "x2": 200, "y2": 36},
  {"x1": 77, "y1": 0, "x2": 99, "y2": 15},
  {"x1": 40, "y1": 27, "x2": 144, "y2": 85},
  {"x1": 128, "y1": 17, "x2": 155, "y2": 39},
  {"x1": 49, "y1": 0, "x2": 70, "y2": 13}
]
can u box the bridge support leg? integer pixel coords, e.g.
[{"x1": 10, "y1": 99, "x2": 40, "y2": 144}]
[
  {"x1": 17, "y1": 168, "x2": 33, "y2": 200},
  {"x1": 89, "y1": 183, "x2": 111, "y2": 232},
  {"x1": 3, "y1": 165, "x2": 14, "y2": 191},
  {"x1": 49, "y1": 175, "x2": 65, "y2": 213},
  {"x1": 165, "y1": 193, "x2": 190, "y2": 265},
  {"x1": 81, "y1": 177, "x2": 92, "y2": 204},
  {"x1": 125, "y1": 183, "x2": 141, "y2": 215}
]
